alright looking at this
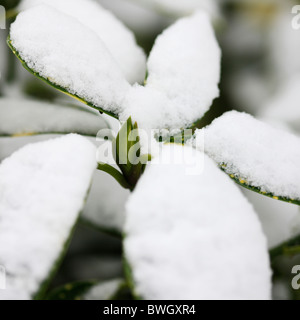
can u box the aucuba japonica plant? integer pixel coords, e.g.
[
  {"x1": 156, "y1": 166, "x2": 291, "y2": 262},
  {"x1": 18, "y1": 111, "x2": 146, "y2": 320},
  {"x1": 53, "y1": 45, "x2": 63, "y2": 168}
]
[{"x1": 0, "y1": 0, "x2": 300, "y2": 300}]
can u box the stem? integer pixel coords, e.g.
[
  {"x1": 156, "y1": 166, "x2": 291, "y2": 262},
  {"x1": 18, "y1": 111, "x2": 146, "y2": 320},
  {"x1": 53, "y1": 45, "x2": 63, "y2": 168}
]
[{"x1": 97, "y1": 162, "x2": 133, "y2": 191}]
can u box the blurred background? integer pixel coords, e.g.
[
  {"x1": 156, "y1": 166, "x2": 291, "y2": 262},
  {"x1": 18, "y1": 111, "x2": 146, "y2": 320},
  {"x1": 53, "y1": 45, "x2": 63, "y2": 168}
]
[{"x1": 0, "y1": 0, "x2": 300, "y2": 300}]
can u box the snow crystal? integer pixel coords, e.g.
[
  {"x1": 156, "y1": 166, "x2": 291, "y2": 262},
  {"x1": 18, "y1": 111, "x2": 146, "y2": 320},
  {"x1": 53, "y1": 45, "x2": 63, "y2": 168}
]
[
  {"x1": 0, "y1": 98, "x2": 108, "y2": 136},
  {"x1": 19, "y1": 0, "x2": 146, "y2": 84},
  {"x1": 10, "y1": 5, "x2": 130, "y2": 114},
  {"x1": 194, "y1": 111, "x2": 300, "y2": 201},
  {"x1": 0, "y1": 134, "x2": 97, "y2": 299},
  {"x1": 120, "y1": 11, "x2": 221, "y2": 131},
  {"x1": 124, "y1": 144, "x2": 271, "y2": 300},
  {"x1": 83, "y1": 279, "x2": 123, "y2": 300}
]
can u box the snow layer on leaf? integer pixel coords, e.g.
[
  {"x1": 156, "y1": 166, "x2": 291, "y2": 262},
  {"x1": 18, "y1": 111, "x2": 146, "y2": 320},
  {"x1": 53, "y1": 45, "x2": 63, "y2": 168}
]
[
  {"x1": 10, "y1": 5, "x2": 130, "y2": 114},
  {"x1": 19, "y1": 0, "x2": 146, "y2": 84},
  {"x1": 194, "y1": 111, "x2": 300, "y2": 201},
  {"x1": 120, "y1": 12, "x2": 221, "y2": 131},
  {"x1": 0, "y1": 98, "x2": 108, "y2": 136},
  {"x1": 124, "y1": 144, "x2": 271, "y2": 300},
  {"x1": 139, "y1": 0, "x2": 218, "y2": 18},
  {"x1": 83, "y1": 279, "x2": 123, "y2": 300},
  {"x1": 0, "y1": 134, "x2": 97, "y2": 300}
]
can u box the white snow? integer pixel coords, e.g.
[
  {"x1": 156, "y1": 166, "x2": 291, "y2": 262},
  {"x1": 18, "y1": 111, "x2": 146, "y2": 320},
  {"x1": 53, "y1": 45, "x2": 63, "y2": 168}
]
[
  {"x1": 10, "y1": 5, "x2": 131, "y2": 115},
  {"x1": 124, "y1": 144, "x2": 271, "y2": 300},
  {"x1": 83, "y1": 279, "x2": 123, "y2": 300},
  {"x1": 0, "y1": 134, "x2": 97, "y2": 300},
  {"x1": 120, "y1": 11, "x2": 221, "y2": 131},
  {"x1": 19, "y1": 0, "x2": 146, "y2": 84},
  {"x1": 193, "y1": 111, "x2": 300, "y2": 201},
  {"x1": 0, "y1": 98, "x2": 108, "y2": 136}
]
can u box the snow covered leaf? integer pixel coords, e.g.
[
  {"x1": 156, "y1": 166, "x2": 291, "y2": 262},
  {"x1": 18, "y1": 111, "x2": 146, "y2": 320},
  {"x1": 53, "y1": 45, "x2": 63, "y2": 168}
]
[
  {"x1": 8, "y1": 4, "x2": 131, "y2": 118},
  {"x1": 0, "y1": 134, "x2": 97, "y2": 300},
  {"x1": 18, "y1": 0, "x2": 146, "y2": 85},
  {"x1": 121, "y1": 11, "x2": 221, "y2": 131},
  {"x1": 0, "y1": 98, "x2": 108, "y2": 137},
  {"x1": 124, "y1": 144, "x2": 271, "y2": 300},
  {"x1": 0, "y1": 137, "x2": 128, "y2": 237},
  {"x1": 193, "y1": 111, "x2": 300, "y2": 206}
]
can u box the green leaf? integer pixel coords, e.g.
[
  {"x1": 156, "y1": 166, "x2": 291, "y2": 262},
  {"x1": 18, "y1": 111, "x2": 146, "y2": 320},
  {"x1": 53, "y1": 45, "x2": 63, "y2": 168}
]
[
  {"x1": 0, "y1": 97, "x2": 109, "y2": 138},
  {"x1": 0, "y1": 134, "x2": 97, "y2": 300},
  {"x1": 97, "y1": 162, "x2": 132, "y2": 190},
  {"x1": 114, "y1": 118, "x2": 151, "y2": 191}
]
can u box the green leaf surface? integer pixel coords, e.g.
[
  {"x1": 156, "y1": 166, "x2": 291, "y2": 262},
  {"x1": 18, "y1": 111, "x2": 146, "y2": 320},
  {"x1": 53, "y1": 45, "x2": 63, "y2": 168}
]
[{"x1": 97, "y1": 162, "x2": 132, "y2": 190}]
